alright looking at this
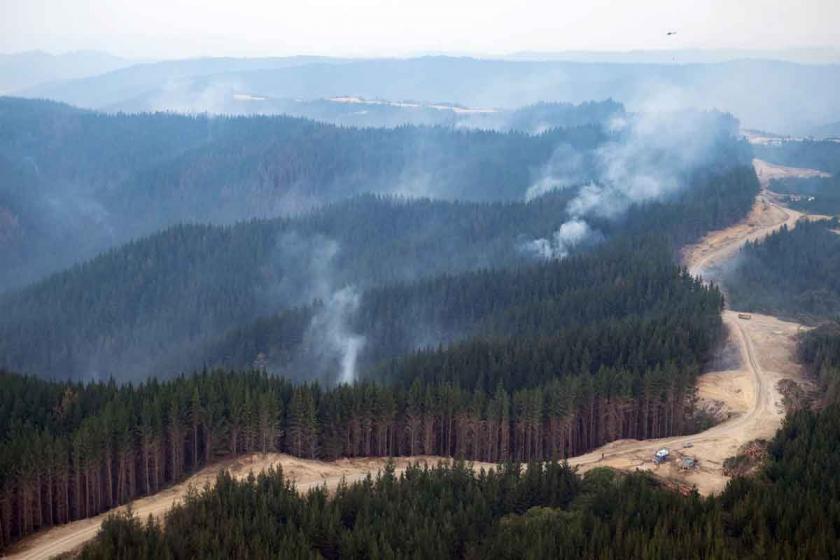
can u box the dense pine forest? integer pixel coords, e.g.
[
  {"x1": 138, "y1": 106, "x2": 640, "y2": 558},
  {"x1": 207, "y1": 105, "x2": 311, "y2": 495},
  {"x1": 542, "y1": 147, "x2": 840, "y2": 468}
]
[
  {"x1": 203, "y1": 236, "x2": 722, "y2": 381},
  {"x1": 725, "y1": 218, "x2": 840, "y2": 319},
  {"x1": 0, "y1": 192, "x2": 575, "y2": 380},
  {"x1": 2, "y1": 87, "x2": 821, "y2": 559},
  {"x1": 0, "y1": 106, "x2": 760, "y2": 551},
  {"x1": 0, "y1": 164, "x2": 757, "y2": 382},
  {"x1": 5, "y1": 7, "x2": 840, "y2": 556},
  {"x1": 0, "y1": 97, "x2": 605, "y2": 291},
  {"x1": 798, "y1": 322, "x2": 840, "y2": 404},
  {"x1": 77, "y1": 403, "x2": 840, "y2": 559},
  {"x1": 0, "y1": 234, "x2": 725, "y2": 549},
  {"x1": 0, "y1": 355, "x2": 709, "y2": 552}
]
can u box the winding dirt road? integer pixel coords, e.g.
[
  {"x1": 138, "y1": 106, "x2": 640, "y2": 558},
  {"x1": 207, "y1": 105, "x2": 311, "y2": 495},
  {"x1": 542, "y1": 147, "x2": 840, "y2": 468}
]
[
  {"x1": 565, "y1": 158, "x2": 818, "y2": 494},
  {"x1": 5, "y1": 159, "x2": 823, "y2": 559},
  {"x1": 4, "y1": 454, "x2": 497, "y2": 560},
  {"x1": 566, "y1": 310, "x2": 803, "y2": 494}
]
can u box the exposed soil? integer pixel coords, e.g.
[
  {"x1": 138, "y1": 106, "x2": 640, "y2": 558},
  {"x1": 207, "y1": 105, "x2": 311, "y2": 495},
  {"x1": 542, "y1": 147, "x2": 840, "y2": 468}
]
[
  {"x1": 753, "y1": 158, "x2": 830, "y2": 185},
  {"x1": 5, "y1": 454, "x2": 497, "y2": 559},
  {"x1": 8, "y1": 158, "x2": 828, "y2": 558},
  {"x1": 566, "y1": 310, "x2": 805, "y2": 495}
]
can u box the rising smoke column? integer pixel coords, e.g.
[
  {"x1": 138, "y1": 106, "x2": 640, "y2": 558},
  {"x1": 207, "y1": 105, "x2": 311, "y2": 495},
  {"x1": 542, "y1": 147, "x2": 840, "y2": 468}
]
[
  {"x1": 523, "y1": 110, "x2": 739, "y2": 259},
  {"x1": 305, "y1": 286, "x2": 366, "y2": 384},
  {"x1": 269, "y1": 231, "x2": 366, "y2": 384}
]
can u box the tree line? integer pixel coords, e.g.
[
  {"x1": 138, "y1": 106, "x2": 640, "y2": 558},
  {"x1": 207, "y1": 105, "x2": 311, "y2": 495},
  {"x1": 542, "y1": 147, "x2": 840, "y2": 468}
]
[
  {"x1": 78, "y1": 402, "x2": 840, "y2": 559},
  {"x1": 0, "y1": 356, "x2": 707, "y2": 552},
  {"x1": 798, "y1": 321, "x2": 840, "y2": 404}
]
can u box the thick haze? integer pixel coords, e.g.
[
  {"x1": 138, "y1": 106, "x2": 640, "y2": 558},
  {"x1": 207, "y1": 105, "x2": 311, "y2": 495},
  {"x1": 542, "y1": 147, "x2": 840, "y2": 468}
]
[{"x1": 2, "y1": 0, "x2": 838, "y2": 58}]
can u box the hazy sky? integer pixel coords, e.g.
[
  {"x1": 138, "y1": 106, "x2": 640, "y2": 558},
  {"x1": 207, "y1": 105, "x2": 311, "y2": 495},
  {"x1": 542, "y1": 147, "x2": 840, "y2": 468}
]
[{"x1": 2, "y1": 0, "x2": 839, "y2": 59}]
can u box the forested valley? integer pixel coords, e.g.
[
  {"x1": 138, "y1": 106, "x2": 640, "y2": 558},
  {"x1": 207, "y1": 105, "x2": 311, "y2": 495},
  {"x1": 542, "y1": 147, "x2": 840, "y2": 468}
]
[
  {"x1": 7, "y1": 5, "x2": 840, "y2": 557},
  {"x1": 7, "y1": 83, "x2": 836, "y2": 559},
  {"x1": 0, "y1": 164, "x2": 757, "y2": 382},
  {"x1": 0, "y1": 232, "x2": 725, "y2": 548},
  {"x1": 0, "y1": 97, "x2": 605, "y2": 291},
  {"x1": 0, "y1": 94, "x2": 767, "y2": 553}
]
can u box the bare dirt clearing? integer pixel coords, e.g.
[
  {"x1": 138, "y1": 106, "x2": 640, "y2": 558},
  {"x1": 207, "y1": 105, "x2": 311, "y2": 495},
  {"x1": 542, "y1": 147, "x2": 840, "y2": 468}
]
[
  {"x1": 6, "y1": 454, "x2": 496, "y2": 559},
  {"x1": 753, "y1": 158, "x2": 830, "y2": 185},
  {"x1": 566, "y1": 310, "x2": 806, "y2": 495},
  {"x1": 8, "y1": 158, "x2": 827, "y2": 559}
]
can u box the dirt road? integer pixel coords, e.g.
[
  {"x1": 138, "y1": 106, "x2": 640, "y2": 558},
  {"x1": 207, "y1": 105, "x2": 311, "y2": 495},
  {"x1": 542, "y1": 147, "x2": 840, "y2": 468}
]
[
  {"x1": 566, "y1": 310, "x2": 803, "y2": 494},
  {"x1": 6, "y1": 159, "x2": 824, "y2": 559},
  {"x1": 574, "y1": 158, "x2": 817, "y2": 494},
  {"x1": 4, "y1": 454, "x2": 497, "y2": 559}
]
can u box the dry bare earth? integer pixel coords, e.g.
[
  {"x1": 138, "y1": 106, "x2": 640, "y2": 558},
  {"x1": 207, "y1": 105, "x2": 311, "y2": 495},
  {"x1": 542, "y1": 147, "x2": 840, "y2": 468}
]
[
  {"x1": 4, "y1": 454, "x2": 496, "y2": 560},
  {"x1": 6, "y1": 159, "x2": 826, "y2": 559},
  {"x1": 566, "y1": 310, "x2": 805, "y2": 495}
]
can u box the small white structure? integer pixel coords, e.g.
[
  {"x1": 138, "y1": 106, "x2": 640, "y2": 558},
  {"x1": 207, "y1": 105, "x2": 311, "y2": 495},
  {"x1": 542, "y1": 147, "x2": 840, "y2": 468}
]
[{"x1": 654, "y1": 448, "x2": 670, "y2": 464}]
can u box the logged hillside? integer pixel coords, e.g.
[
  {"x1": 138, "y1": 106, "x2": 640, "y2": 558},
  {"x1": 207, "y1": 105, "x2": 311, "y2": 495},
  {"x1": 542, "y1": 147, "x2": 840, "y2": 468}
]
[
  {"x1": 725, "y1": 218, "x2": 840, "y2": 319},
  {"x1": 753, "y1": 139, "x2": 840, "y2": 176},
  {"x1": 0, "y1": 97, "x2": 605, "y2": 290}
]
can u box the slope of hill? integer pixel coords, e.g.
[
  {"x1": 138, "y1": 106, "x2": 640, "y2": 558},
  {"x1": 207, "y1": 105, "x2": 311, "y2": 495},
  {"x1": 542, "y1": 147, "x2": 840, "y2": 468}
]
[
  {"x1": 0, "y1": 97, "x2": 604, "y2": 290},
  {"x1": 0, "y1": 193, "x2": 574, "y2": 380},
  {"x1": 0, "y1": 158, "x2": 757, "y2": 382},
  {"x1": 0, "y1": 234, "x2": 725, "y2": 551}
]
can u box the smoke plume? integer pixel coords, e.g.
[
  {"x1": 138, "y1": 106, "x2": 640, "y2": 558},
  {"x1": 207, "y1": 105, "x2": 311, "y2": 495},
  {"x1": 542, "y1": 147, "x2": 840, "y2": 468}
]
[
  {"x1": 524, "y1": 110, "x2": 739, "y2": 259},
  {"x1": 269, "y1": 231, "x2": 366, "y2": 384}
]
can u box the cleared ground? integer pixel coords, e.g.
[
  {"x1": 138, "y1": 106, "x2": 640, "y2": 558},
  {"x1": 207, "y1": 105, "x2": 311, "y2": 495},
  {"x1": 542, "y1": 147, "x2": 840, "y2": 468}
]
[
  {"x1": 566, "y1": 310, "x2": 805, "y2": 495},
  {"x1": 753, "y1": 158, "x2": 830, "y2": 184},
  {"x1": 6, "y1": 454, "x2": 497, "y2": 559},
  {"x1": 7, "y1": 159, "x2": 825, "y2": 559}
]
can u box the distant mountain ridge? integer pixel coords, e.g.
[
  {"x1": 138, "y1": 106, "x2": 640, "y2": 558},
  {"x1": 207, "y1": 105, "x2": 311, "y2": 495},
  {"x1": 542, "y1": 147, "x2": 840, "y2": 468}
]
[
  {"x1": 0, "y1": 50, "x2": 132, "y2": 93},
  {"x1": 16, "y1": 55, "x2": 840, "y2": 134}
]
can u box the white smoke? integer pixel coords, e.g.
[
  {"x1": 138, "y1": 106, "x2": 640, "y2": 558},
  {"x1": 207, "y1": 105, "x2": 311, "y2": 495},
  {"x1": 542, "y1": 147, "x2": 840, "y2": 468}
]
[
  {"x1": 524, "y1": 143, "x2": 587, "y2": 202},
  {"x1": 524, "y1": 109, "x2": 737, "y2": 260},
  {"x1": 521, "y1": 218, "x2": 593, "y2": 260},
  {"x1": 148, "y1": 77, "x2": 246, "y2": 114},
  {"x1": 306, "y1": 286, "x2": 366, "y2": 385},
  {"x1": 267, "y1": 232, "x2": 366, "y2": 384}
]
